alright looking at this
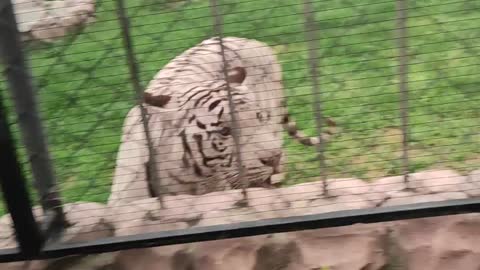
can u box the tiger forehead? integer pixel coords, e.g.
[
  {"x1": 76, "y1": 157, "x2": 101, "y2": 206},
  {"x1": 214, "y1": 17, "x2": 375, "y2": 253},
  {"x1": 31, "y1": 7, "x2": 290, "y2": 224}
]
[
  {"x1": 178, "y1": 83, "x2": 247, "y2": 107},
  {"x1": 188, "y1": 98, "x2": 264, "y2": 129}
]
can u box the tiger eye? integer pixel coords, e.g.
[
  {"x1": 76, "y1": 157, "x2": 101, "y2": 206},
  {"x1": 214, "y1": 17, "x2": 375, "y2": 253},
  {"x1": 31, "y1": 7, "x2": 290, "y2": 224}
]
[{"x1": 219, "y1": 127, "x2": 231, "y2": 136}]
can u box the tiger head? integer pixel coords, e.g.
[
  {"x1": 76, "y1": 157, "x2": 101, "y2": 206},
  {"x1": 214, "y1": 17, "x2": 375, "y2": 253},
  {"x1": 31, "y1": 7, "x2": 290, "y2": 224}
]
[{"x1": 144, "y1": 67, "x2": 285, "y2": 194}]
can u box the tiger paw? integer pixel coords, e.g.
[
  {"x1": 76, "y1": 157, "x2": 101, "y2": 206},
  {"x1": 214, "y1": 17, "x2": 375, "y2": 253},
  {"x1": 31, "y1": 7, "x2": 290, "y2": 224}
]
[{"x1": 271, "y1": 173, "x2": 286, "y2": 186}]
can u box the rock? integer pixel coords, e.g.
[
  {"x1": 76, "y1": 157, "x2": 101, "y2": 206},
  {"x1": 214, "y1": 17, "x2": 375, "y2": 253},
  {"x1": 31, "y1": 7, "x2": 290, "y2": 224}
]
[
  {"x1": 408, "y1": 169, "x2": 471, "y2": 194},
  {"x1": 112, "y1": 233, "x2": 304, "y2": 270},
  {"x1": 389, "y1": 214, "x2": 480, "y2": 270},
  {"x1": 382, "y1": 191, "x2": 468, "y2": 207},
  {"x1": 64, "y1": 253, "x2": 117, "y2": 270},
  {"x1": 466, "y1": 169, "x2": 480, "y2": 197},
  {"x1": 193, "y1": 188, "x2": 290, "y2": 227},
  {"x1": 341, "y1": 175, "x2": 407, "y2": 206},
  {"x1": 308, "y1": 194, "x2": 374, "y2": 215},
  {"x1": 294, "y1": 224, "x2": 388, "y2": 270},
  {"x1": 0, "y1": 202, "x2": 113, "y2": 246},
  {"x1": 112, "y1": 197, "x2": 194, "y2": 236},
  {"x1": 115, "y1": 213, "x2": 189, "y2": 237},
  {"x1": 30, "y1": 16, "x2": 68, "y2": 42},
  {"x1": 192, "y1": 236, "x2": 268, "y2": 270},
  {"x1": 326, "y1": 178, "x2": 370, "y2": 197},
  {"x1": 252, "y1": 234, "x2": 307, "y2": 270},
  {"x1": 370, "y1": 175, "x2": 406, "y2": 194},
  {"x1": 429, "y1": 215, "x2": 480, "y2": 270},
  {"x1": 54, "y1": 0, "x2": 96, "y2": 29},
  {"x1": 276, "y1": 182, "x2": 323, "y2": 214},
  {"x1": 112, "y1": 245, "x2": 194, "y2": 270},
  {"x1": 12, "y1": 3, "x2": 47, "y2": 33},
  {"x1": 197, "y1": 206, "x2": 272, "y2": 227},
  {"x1": 12, "y1": 0, "x2": 96, "y2": 42},
  {"x1": 192, "y1": 189, "x2": 243, "y2": 214},
  {"x1": 60, "y1": 202, "x2": 115, "y2": 243},
  {"x1": 0, "y1": 202, "x2": 114, "y2": 270},
  {"x1": 43, "y1": 1, "x2": 69, "y2": 18},
  {"x1": 246, "y1": 188, "x2": 290, "y2": 217},
  {"x1": 0, "y1": 260, "x2": 48, "y2": 270},
  {"x1": 5, "y1": 175, "x2": 477, "y2": 270}
]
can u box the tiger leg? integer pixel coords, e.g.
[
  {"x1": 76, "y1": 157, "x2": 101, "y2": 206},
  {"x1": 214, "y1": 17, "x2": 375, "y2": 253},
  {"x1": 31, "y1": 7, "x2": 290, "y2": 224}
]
[{"x1": 271, "y1": 152, "x2": 287, "y2": 186}]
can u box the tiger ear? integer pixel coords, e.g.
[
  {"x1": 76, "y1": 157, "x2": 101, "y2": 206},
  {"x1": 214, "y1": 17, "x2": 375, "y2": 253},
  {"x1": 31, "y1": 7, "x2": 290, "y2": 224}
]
[
  {"x1": 144, "y1": 92, "x2": 171, "y2": 107},
  {"x1": 226, "y1": 66, "x2": 246, "y2": 84}
]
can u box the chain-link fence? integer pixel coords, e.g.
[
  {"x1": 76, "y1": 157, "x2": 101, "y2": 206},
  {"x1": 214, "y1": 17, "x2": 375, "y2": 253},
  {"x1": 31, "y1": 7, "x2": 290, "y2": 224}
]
[{"x1": 0, "y1": 0, "x2": 479, "y2": 263}]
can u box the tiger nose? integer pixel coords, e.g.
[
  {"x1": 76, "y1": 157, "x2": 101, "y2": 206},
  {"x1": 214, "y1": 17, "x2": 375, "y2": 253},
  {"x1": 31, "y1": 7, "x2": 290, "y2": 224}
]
[{"x1": 259, "y1": 150, "x2": 282, "y2": 168}]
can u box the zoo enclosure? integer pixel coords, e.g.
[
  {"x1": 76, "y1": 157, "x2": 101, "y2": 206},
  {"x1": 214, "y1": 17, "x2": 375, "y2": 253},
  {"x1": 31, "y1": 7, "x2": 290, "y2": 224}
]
[{"x1": 0, "y1": 0, "x2": 479, "y2": 262}]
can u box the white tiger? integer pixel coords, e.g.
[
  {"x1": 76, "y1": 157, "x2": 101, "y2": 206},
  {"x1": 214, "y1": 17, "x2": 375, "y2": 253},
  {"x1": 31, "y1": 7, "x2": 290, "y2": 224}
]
[{"x1": 108, "y1": 37, "x2": 333, "y2": 207}]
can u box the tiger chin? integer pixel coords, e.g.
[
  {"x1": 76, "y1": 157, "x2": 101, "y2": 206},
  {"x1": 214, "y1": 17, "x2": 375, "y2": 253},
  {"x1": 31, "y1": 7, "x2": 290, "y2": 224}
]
[{"x1": 107, "y1": 37, "x2": 336, "y2": 207}]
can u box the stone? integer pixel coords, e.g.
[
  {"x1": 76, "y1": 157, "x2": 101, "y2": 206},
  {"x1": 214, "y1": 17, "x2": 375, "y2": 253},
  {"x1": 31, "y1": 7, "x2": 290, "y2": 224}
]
[
  {"x1": 382, "y1": 191, "x2": 467, "y2": 207},
  {"x1": 252, "y1": 234, "x2": 307, "y2": 270},
  {"x1": 308, "y1": 194, "x2": 374, "y2": 215},
  {"x1": 408, "y1": 169, "x2": 470, "y2": 194},
  {"x1": 0, "y1": 202, "x2": 114, "y2": 270},
  {"x1": 61, "y1": 0, "x2": 96, "y2": 28},
  {"x1": 465, "y1": 169, "x2": 480, "y2": 197},
  {"x1": 246, "y1": 188, "x2": 290, "y2": 217},
  {"x1": 113, "y1": 233, "x2": 306, "y2": 270},
  {"x1": 12, "y1": 0, "x2": 96, "y2": 42},
  {"x1": 389, "y1": 214, "x2": 480, "y2": 270},
  {"x1": 192, "y1": 236, "x2": 268, "y2": 270},
  {"x1": 192, "y1": 189, "x2": 243, "y2": 214},
  {"x1": 112, "y1": 197, "x2": 195, "y2": 236},
  {"x1": 276, "y1": 182, "x2": 323, "y2": 214},
  {"x1": 112, "y1": 245, "x2": 194, "y2": 270},
  {"x1": 60, "y1": 202, "x2": 115, "y2": 243},
  {"x1": 13, "y1": 5, "x2": 47, "y2": 33},
  {"x1": 437, "y1": 192, "x2": 469, "y2": 200},
  {"x1": 43, "y1": 1, "x2": 69, "y2": 18},
  {"x1": 293, "y1": 224, "x2": 388, "y2": 270},
  {"x1": 0, "y1": 260, "x2": 48, "y2": 270},
  {"x1": 197, "y1": 206, "x2": 270, "y2": 227},
  {"x1": 370, "y1": 175, "x2": 406, "y2": 194},
  {"x1": 326, "y1": 178, "x2": 370, "y2": 197},
  {"x1": 429, "y1": 215, "x2": 480, "y2": 270},
  {"x1": 0, "y1": 202, "x2": 113, "y2": 246},
  {"x1": 65, "y1": 253, "x2": 117, "y2": 270},
  {"x1": 30, "y1": 16, "x2": 68, "y2": 42}
]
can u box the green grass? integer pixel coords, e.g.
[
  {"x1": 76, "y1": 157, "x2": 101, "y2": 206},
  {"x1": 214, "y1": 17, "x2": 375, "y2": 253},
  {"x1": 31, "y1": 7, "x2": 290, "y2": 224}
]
[{"x1": 1, "y1": 0, "x2": 479, "y2": 211}]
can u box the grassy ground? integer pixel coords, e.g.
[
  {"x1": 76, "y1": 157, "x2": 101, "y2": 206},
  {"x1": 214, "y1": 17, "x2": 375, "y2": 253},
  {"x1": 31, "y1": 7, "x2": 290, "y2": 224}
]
[{"x1": 1, "y1": 0, "x2": 479, "y2": 211}]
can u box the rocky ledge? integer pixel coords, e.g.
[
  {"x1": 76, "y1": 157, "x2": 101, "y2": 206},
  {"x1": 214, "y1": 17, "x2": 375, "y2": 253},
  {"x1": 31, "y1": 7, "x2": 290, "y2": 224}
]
[
  {"x1": 12, "y1": 0, "x2": 96, "y2": 42},
  {"x1": 0, "y1": 169, "x2": 479, "y2": 270}
]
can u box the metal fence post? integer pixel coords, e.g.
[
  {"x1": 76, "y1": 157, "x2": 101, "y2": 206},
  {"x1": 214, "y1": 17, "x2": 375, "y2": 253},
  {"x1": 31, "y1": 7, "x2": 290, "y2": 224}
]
[
  {"x1": 0, "y1": 0, "x2": 67, "y2": 240},
  {"x1": 0, "y1": 92, "x2": 44, "y2": 256},
  {"x1": 303, "y1": 0, "x2": 329, "y2": 196},
  {"x1": 396, "y1": 0, "x2": 411, "y2": 187}
]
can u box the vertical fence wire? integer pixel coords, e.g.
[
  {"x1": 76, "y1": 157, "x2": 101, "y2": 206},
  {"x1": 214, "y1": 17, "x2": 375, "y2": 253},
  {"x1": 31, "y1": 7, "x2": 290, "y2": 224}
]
[
  {"x1": 209, "y1": 0, "x2": 248, "y2": 205},
  {"x1": 0, "y1": 0, "x2": 67, "y2": 239},
  {"x1": 302, "y1": 0, "x2": 328, "y2": 196},
  {"x1": 115, "y1": 0, "x2": 164, "y2": 208},
  {"x1": 396, "y1": 0, "x2": 411, "y2": 186}
]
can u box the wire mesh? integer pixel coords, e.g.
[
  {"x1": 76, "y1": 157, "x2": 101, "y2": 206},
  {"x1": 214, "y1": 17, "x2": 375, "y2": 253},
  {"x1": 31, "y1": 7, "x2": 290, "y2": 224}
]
[{"x1": 0, "y1": 0, "x2": 479, "y2": 260}]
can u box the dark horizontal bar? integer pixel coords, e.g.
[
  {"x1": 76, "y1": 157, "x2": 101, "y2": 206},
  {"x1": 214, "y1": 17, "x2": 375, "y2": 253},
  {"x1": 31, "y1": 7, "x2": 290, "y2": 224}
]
[{"x1": 1, "y1": 197, "x2": 480, "y2": 263}]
